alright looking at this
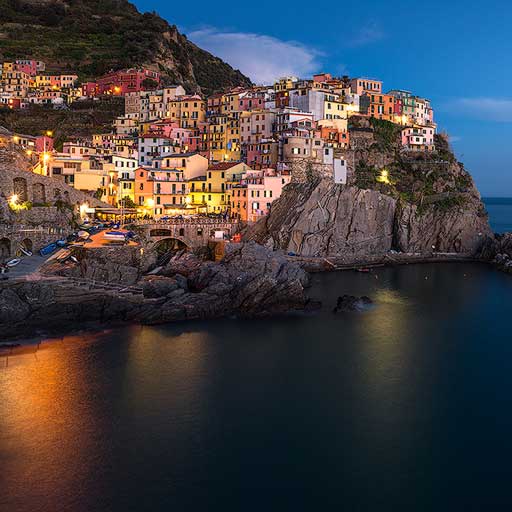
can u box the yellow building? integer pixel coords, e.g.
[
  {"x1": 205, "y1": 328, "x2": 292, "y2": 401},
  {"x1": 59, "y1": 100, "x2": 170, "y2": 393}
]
[
  {"x1": 207, "y1": 113, "x2": 241, "y2": 162},
  {"x1": 167, "y1": 95, "x2": 206, "y2": 129},
  {"x1": 187, "y1": 162, "x2": 251, "y2": 213},
  {"x1": 274, "y1": 76, "x2": 298, "y2": 92},
  {"x1": 323, "y1": 94, "x2": 349, "y2": 121}
]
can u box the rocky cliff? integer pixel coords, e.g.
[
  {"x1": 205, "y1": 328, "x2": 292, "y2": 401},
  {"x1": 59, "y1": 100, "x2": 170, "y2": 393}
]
[
  {"x1": 0, "y1": 0, "x2": 251, "y2": 94},
  {"x1": 0, "y1": 242, "x2": 310, "y2": 339},
  {"x1": 246, "y1": 120, "x2": 491, "y2": 261}
]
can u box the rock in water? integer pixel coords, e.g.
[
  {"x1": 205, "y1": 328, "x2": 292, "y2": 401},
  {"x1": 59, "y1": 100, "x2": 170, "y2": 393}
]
[{"x1": 333, "y1": 295, "x2": 373, "y2": 313}]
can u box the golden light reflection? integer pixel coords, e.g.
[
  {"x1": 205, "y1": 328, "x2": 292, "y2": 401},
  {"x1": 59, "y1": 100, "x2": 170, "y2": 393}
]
[{"x1": 0, "y1": 333, "x2": 110, "y2": 507}]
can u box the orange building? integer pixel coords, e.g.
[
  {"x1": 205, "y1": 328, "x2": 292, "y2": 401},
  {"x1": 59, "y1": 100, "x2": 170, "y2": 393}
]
[
  {"x1": 361, "y1": 93, "x2": 401, "y2": 122},
  {"x1": 319, "y1": 126, "x2": 350, "y2": 149}
]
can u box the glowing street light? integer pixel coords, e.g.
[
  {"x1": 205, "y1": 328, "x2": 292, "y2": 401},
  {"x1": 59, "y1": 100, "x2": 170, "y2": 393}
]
[
  {"x1": 9, "y1": 194, "x2": 18, "y2": 206},
  {"x1": 377, "y1": 169, "x2": 390, "y2": 185},
  {"x1": 79, "y1": 202, "x2": 89, "y2": 219},
  {"x1": 46, "y1": 130, "x2": 53, "y2": 137}
]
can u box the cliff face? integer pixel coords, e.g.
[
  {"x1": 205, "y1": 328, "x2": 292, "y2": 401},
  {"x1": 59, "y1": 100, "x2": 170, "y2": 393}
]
[
  {"x1": 247, "y1": 123, "x2": 491, "y2": 260},
  {"x1": 0, "y1": 242, "x2": 310, "y2": 339},
  {"x1": 0, "y1": 0, "x2": 251, "y2": 94}
]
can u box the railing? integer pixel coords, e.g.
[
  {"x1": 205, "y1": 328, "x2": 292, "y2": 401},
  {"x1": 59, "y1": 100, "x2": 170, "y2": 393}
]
[{"x1": 133, "y1": 218, "x2": 239, "y2": 226}]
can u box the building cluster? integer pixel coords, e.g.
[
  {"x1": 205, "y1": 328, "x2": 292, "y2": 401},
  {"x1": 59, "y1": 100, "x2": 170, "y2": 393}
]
[
  {"x1": 0, "y1": 60, "x2": 80, "y2": 108},
  {"x1": 0, "y1": 60, "x2": 162, "y2": 109},
  {"x1": 5, "y1": 63, "x2": 437, "y2": 222}
]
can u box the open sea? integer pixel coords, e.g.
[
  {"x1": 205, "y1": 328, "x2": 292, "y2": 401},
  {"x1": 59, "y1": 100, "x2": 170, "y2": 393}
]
[
  {"x1": 1, "y1": 199, "x2": 512, "y2": 511},
  {"x1": 483, "y1": 197, "x2": 512, "y2": 233}
]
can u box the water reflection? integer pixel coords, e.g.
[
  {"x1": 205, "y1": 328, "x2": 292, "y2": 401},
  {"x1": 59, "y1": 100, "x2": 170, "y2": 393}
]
[{"x1": 2, "y1": 264, "x2": 512, "y2": 510}]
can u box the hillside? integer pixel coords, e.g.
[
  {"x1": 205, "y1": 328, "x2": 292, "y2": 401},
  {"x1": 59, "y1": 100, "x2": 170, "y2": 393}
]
[
  {"x1": 0, "y1": 0, "x2": 252, "y2": 94},
  {"x1": 0, "y1": 98, "x2": 124, "y2": 148}
]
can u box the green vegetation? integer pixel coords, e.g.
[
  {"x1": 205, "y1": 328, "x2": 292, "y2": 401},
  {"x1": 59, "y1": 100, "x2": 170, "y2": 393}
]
[
  {"x1": 369, "y1": 117, "x2": 402, "y2": 150},
  {"x1": 0, "y1": 0, "x2": 251, "y2": 94},
  {"x1": 0, "y1": 98, "x2": 124, "y2": 147},
  {"x1": 433, "y1": 133, "x2": 456, "y2": 163}
]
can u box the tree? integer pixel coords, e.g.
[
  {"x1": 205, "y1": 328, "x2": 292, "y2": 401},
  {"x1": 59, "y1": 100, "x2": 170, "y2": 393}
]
[
  {"x1": 120, "y1": 196, "x2": 136, "y2": 208},
  {"x1": 141, "y1": 78, "x2": 158, "y2": 91}
]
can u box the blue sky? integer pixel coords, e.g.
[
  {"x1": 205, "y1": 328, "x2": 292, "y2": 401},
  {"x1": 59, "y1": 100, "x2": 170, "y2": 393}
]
[{"x1": 135, "y1": 0, "x2": 511, "y2": 196}]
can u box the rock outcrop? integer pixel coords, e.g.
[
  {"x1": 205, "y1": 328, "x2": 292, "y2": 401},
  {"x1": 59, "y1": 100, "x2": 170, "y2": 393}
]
[
  {"x1": 0, "y1": 242, "x2": 310, "y2": 339},
  {"x1": 246, "y1": 128, "x2": 492, "y2": 261},
  {"x1": 478, "y1": 233, "x2": 512, "y2": 274}
]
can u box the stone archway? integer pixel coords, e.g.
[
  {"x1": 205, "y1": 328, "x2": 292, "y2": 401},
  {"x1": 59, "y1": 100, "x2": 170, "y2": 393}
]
[
  {"x1": 33, "y1": 182, "x2": 46, "y2": 203},
  {"x1": 0, "y1": 237, "x2": 11, "y2": 260},
  {"x1": 153, "y1": 237, "x2": 189, "y2": 257},
  {"x1": 13, "y1": 177, "x2": 28, "y2": 202}
]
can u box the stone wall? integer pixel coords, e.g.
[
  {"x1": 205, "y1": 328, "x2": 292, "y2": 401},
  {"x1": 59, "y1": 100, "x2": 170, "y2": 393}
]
[{"x1": 0, "y1": 143, "x2": 108, "y2": 209}]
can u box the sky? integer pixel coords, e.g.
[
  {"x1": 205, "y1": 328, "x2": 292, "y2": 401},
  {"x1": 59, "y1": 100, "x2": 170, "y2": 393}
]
[{"x1": 134, "y1": 0, "x2": 512, "y2": 196}]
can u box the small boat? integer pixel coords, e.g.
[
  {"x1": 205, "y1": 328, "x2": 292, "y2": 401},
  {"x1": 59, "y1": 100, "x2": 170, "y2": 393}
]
[
  {"x1": 19, "y1": 246, "x2": 32, "y2": 256},
  {"x1": 77, "y1": 230, "x2": 90, "y2": 239},
  {"x1": 104, "y1": 231, "x2": 127, "y2": 242},
  {"x1": 39, "y1": 243, "x2": 57, "y2": 256},
  {"x1": 56, "y1": 239, "x2": 67, "y2": 247},
  {"x1": 70, "y1": 256, "x2": 79, "y2": 264},
  {"x1": 6, "y1": 258, "x2": 21, "y2": 267},
  {"x1": 56, "y1": 249, "x2": 71, "y2": 262}
]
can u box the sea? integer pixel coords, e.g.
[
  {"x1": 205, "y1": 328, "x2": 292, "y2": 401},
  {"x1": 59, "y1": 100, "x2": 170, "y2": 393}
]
[{"x1": 1, "y1": 199, "x2": 512, "y2": 511}]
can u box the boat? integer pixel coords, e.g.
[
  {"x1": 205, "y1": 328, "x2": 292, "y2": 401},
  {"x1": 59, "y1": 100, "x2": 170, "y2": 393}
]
[
  {"x1": 39, "y1": 242, "x2": 57, "y2": 256},
  {"x1": 6, "y1": 258, "x2": 21, "y2": 267},
  {"x1": 70, "y1": 256, "x2": 79, "y2": 264},
  {"x1": 56, "y1": 249, "x2": 71, "y2": 263},
  {"x1": 77, "y1": 230, "x2": 90, "y2": 239},
  {"x1": 19, "y1": 246, "x2": 32, "y2": 257},
  {"x1": 103, "y1": 231, "x2": 127, "y2": 242},
  {"x1": 56, "y1": 239, "x2": 67, "y2": 247}
]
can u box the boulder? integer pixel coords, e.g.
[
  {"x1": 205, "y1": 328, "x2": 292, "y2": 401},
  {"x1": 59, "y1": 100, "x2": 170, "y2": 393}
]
[
  {"x1": 142, "y1": 276, "x2": 179, "y2": 298},
  {"x1": 333, "y1": 295, "x2": 373, "y2": 313}
]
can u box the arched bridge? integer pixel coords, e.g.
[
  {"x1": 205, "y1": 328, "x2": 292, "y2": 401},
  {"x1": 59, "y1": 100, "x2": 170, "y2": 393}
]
[{"x1": 134, "y1": 219, "x2": 241, "y2": 250}]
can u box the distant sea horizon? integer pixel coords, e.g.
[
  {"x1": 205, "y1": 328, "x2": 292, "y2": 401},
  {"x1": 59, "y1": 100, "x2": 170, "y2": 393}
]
[{"x1": 483, "y1": 197, "x2": 512, "y2": 233}]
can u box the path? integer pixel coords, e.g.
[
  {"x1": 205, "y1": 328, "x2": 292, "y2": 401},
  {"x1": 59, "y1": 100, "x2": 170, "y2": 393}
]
[{"x1": 1, "y1": 253, "x2": 50, "y2": 280}]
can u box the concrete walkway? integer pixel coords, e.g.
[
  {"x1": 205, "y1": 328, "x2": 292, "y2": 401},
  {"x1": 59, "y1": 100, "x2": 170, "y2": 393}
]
[{"x1": 1, "y1": 253, "x2": 50, "y2": 281}]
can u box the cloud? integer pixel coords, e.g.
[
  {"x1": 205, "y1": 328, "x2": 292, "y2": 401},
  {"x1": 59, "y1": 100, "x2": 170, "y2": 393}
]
[
  {"x1": 349, "y1": 21, "x2": 385, "y2": 47},
  {"x1": 188, "y1": 28, "x2": 323, "y2": 84},
  {"x1": 447, "y1": 97, "x2": 512, "y2": 122}
]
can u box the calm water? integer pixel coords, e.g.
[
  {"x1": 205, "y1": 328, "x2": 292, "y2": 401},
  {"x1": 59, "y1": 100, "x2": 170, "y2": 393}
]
[
  {"x1": 484, "y1": 197, "x2": 512, "y2": 233},
  {"x1": 2, "y1": 203, "x2": 512, "y2": 511},
  {"x1": 2, "y1": 262, "x2": 512, "y2": 511}
]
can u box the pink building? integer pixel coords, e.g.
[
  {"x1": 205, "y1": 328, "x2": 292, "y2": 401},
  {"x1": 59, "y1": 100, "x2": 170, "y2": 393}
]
[
  {"x1": 36, "y1": 136, "x2": 54, "y2": 153},
  {"x1": 239, "y1": 92, "x2": 266, "y2": 111},
  {"x1": 14, "y1": 60, "x2": 38, "y2": 76},
  {"x1": 230, "y1": 169, "x2": 291, "y2": 222},
  {"x1": 245, "y1": 140, "x2": 279, "y2": 169},
  {"x1": 240, "y1": 110, "x2": 275, "y2": 145},
  {"x1": 401, "y1": 126, "x2": 435, "y2": 151}
]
